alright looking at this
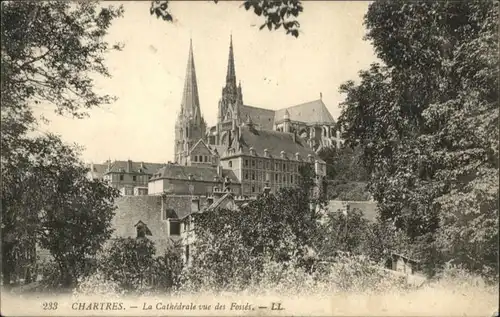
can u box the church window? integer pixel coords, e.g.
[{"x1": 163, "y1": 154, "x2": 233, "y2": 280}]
[{"x1": 229, "y1": 161, "x2": 232, "y2": 168}]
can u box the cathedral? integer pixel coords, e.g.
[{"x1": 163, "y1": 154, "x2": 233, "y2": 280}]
[
  {"x1": 159, "y1": 37, "x2": 342, "y2": 197},
  {"x1": 90, "y1": 37, "x2": 342, "y2": 198}
]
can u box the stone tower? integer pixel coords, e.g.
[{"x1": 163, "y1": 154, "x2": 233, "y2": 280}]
[
  {"x1": 174, "y1": 39, "x2": 206, "y2": 165},
  {"x1": 216, "y1": 35, "x2": 244, "y2": 145}
]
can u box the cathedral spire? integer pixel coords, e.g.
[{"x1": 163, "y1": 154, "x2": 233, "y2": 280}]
[
  {"x1": 225, "y1": 34, "x2": 236, "y2": 87},
  {"x1": 180, "y1": 38, "x2": 201, "y2": 119}
]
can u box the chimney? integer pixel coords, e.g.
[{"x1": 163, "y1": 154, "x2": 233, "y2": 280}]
[
  {"x1": 264, "y1": 149, "x2": 269, "y2": 157},
  {"x1": 280, "y1": 151, "x2": 286, "y2": 159},
  {"x1": 127, "y1": 160, "x2": 132, "y2": 173},
  {"x1": 249, "y1": 147, "x2": 255, "y2": 156}
]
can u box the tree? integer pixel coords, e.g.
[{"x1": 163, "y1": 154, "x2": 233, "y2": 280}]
[
  {"x1": 183, "y1": 165, "x2": 323, "y2": 291},
  {"x1": 149, "y1": 0, "x2": 303, "y2": 37},
  {"x1": 318, "y1": 145, "x2": 368, "y2": 182},
  {"x1": 99, "y1": 237, "x2": 157, "y2": 291},
  {"x1": 338, "y1": 0, "x2": 498, "y2": 276},
  {"x1": 1, "y1": 134, "x2": 120, "y2": 287},
  {"x1": 1, "y1": 1, "x2": 124, "y2": 285}
]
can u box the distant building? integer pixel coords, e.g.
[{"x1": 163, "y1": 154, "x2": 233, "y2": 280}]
[
  {"x1": 170, "y1": 36, "x2": 330, "y2": 197},
  {"x1": 87, "y1": 160, "x2": 165, "y2": 196}
]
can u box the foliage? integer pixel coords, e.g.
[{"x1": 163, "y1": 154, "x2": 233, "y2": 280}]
[
  {"x1": 318, "y1": 145, "x2": 368, "y2": 182},
  {"x1": 149, "y1": 0, "x2": 303, "y2": 37},
  {"x1": 73, "y1": 270, "x2": 124, "y2": 299},
  {"x1": 1, "y1": 1, "x2": 123, "y2": 286},
  {"x1": 182, "y1": 165, "x2": 323, "y2": 291},
  {"x1": 318, "y1": 208, "x2": 371, "y2": 257},
  {"x1": 96, "y1": 237, "x2": 184, "y2": 293},
  {"x1": 325, "y1": 180, "x2": 371, "y2": 201},
  {"x1": 338, "y1": 0, "x2": 499, "y2": 276},
  {"x1": 98, "y1": 238, "x2": 157, "y2": 291},
  {"x1": 1, "y1": 135, "x2": 120, "y2": 287}
]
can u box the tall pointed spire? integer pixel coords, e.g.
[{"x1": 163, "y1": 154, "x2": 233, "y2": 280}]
[
  {"x1": 225, "y1": 34, "x2": 236, "y2": 87},
  {"x1": 180, "y1": 38, "x2": 201, "y2": 119}
]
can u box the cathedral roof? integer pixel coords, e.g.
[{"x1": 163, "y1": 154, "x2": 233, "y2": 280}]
[
  {"x1": 240, "y1": 105, "x2": 275, "y2": 130},
  {"x1": 231, "y1": 125, "x2": 325, "y2": 163},
  {"x1": 180, "y1": 39, "x2": 202, "y2": 120},
  {"x1": 275, "y1": 99, "x2": 335, "y2": 124},
  {"x1": 150, "y1": 164, "x2": 239, "y2": 183}
]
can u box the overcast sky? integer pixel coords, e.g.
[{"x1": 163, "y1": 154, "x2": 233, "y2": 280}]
[{"x1": 33, "y1": 1, "x2": 378, "y2": 164}]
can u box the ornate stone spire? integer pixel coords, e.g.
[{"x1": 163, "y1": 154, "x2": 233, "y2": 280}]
[
  {"x1": 180, "y1": 38, "x2": 201, "y2": 120},
  {"x1": 225, "y1": 34, "x2": 236, "y2": 87}
]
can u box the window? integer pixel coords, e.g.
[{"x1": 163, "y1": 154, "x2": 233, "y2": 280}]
[
  {"x1": 194, "y1": 156, "x2": 198, "y2": 162},
  {"x1": 229, "y1": 161, "x2": 232, "y2": 168},
  {"x1": 252, "y1": 186, "x2": 255, "y2": 193},
  {"x1": 291, "y1": 175, "x2": 294, "y2": 184},
  {"x1": 132, "y1": 175, "x2": 136, "y2": 181},
  {"x1": 283, "y1": 163, "x2": 286, "y2": 171},
  {"x1": 199, "y1": 155, "x2": 203, "y2": 162},
  {"x1": 245, "y1": 159, "x2": 249, "y2": 167},
  {"x1": 119, "y1": 174, "x2": 124, "y2": 181},
  {"x1": 252, "y1": 172, "x2": 255, "y2": 180},
  {"x1": 185, "y1": 245, "x2": 190, "y2": 264},
  {"x1": 244, "y1": 172, "x2": 248, "y2": 180},
  {"x1": 170, "y1": 221, "x2": 181, "y2": 236},
  {"x1": 252, "y1": 160, "x2": 255, "y2": 167},
  {"x1": 275, "y1": 174, "x2": 279, "y2": 182}
]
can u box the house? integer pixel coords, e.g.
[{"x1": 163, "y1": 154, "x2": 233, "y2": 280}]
[{"x1": 385, "y1": 252, "x2": 421, "y2": 275}]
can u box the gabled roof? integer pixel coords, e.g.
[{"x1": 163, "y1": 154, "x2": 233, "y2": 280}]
[
  {"x1": 275, "y1": 99, "x2": 335, "y2": 124},
  {"x1": 240, "y1": 105, "x2": 275, "y2": 130},
  {"x1": 150, "y1": 164, "x2": 239, "y2": 183},
  {"x1": 105, "y1": 160, "x2": 165, "y2": 175},
  {"x1": 229, "y1": 125, "x2": 324, "y2": 163},
  {"x1": 189, "y1": 139, "x2": 212, "y2": 155},
  {"x1": 87, "y1": 163, "x2": 108, "y2": 179}
]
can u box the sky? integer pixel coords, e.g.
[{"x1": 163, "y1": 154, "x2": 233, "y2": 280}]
[{"x1": 33, "y1": 1, "x2": 378, "y2": 164}]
